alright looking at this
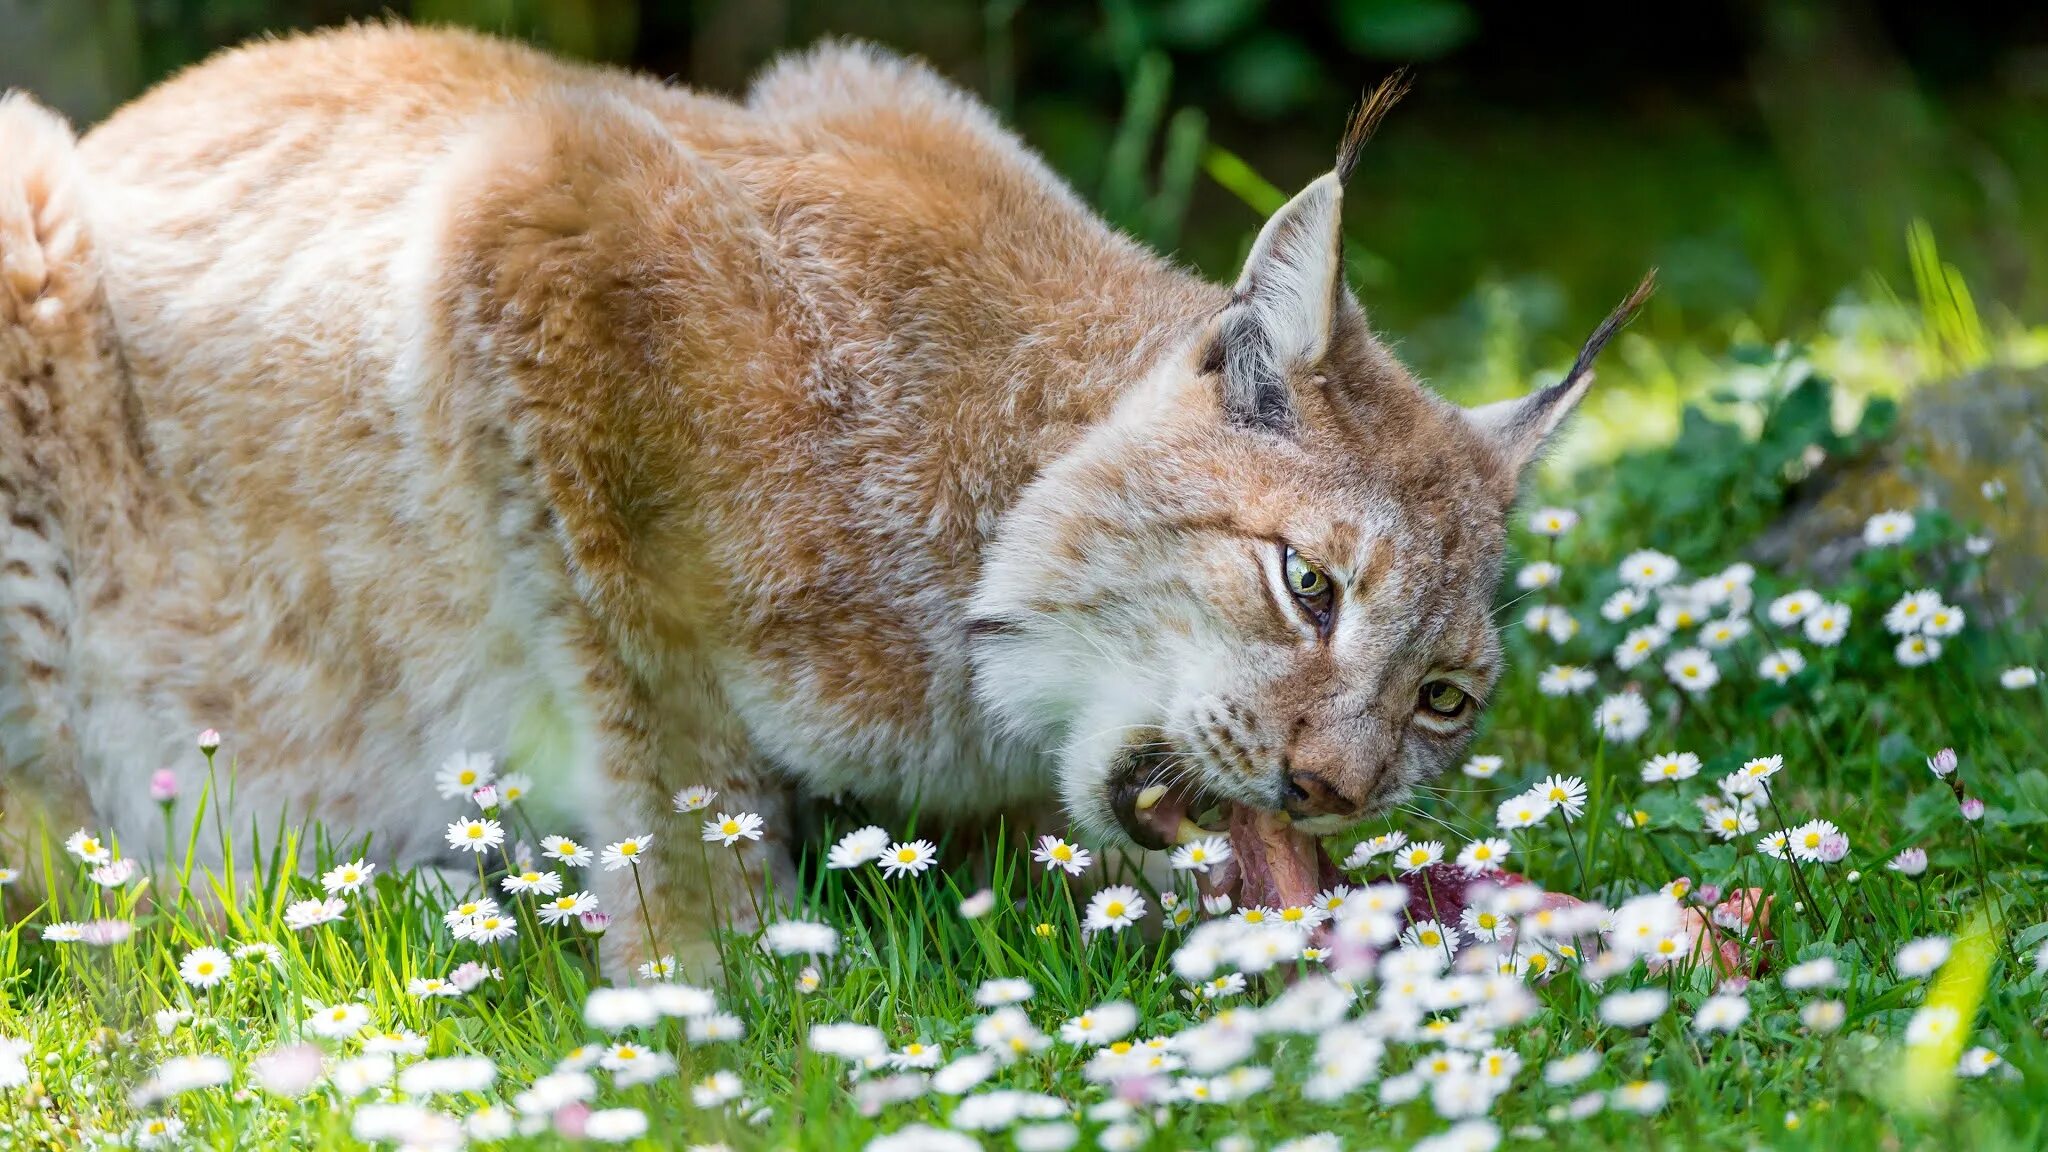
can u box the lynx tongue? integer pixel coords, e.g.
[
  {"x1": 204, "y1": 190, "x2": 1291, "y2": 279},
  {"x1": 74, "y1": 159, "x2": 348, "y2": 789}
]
[{"x1": 1227, "y1": 807, "x2": 1322, "y2": 911}]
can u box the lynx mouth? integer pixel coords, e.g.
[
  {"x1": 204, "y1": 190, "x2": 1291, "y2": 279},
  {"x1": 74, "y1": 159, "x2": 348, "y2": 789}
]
[{"x1": 1107, "y1": 735, "x2": 1337, "y2": 911}]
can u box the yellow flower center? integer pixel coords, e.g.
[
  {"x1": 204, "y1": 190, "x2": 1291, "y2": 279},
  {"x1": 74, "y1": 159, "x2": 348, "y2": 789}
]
[{"x1": 1104, "y1": 901, "x2": 1126, "y2": 918}]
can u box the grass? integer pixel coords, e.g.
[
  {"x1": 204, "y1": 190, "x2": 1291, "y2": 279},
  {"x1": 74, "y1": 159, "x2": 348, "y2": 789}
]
[{"x1": 2, "y1": 340, "x2": 2045, "y2": 1151}]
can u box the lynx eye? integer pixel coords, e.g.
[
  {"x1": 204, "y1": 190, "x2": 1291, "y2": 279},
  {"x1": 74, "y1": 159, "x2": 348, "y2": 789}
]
[
  {"x1": 1280, "y1": 545, "x2": 1334, "y2": 628},
  {"x1": 1421, "y1": 681, "x2": 1468, "y2": 717}
]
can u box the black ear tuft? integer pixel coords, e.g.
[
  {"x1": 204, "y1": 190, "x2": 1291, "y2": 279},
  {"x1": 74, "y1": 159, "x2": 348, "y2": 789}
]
[
  {"x1": 1335, "y1": 71, "x2": 1410, "y2": 186},
  {"x1": 1555, "y1": 269, "x2": 1657, "y2": 397}
]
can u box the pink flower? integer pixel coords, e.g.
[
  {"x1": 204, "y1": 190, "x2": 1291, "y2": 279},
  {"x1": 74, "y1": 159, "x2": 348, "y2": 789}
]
[
  {"x1": 90, "y1": 859, "x2": 141, "y2": 888},
  {"x1": 471, "y1": 785, "x2": 499, "y2": 810},
  {"x1": 251, "y1": 1044, "x2": 325, "y2": 1096},
  {"x1": 149, "y1": 769, "x2": 179, "y2": 803},
  {"x1": 197, "y1": 729, "x2": 221, "y2": 754},
  {"x1": 1960, "y1": 797, "x2": 1986, "y2": 822},
  {"x1": 1927, "y1": 748, "x2": 1957, "y2": 778},
  {"x1": 1816, "y1": 834, "x2": 1849, "y2": 864},
  {"x1": 579, "y1": 910, "x2": 612, "y2": 936},
  {"x1": 1114, "y1": 1074, "x2": 1166, "y2": 1106},
  {"x1": 449, "y1": 961, "x2": 493, "y2": 992},
  {"x1": 1888, "y1": 848, "x2": 1928, "y2": 876},
  {"x1": 1695, "y1": 883, "x2": 1722, "y2": 905},
  {"x1": 81, "y1": 919, "x2": 134, "y2": 946},
  {"x1": 552, "y1": 1101, "x2": 591, "y2": 1139}
]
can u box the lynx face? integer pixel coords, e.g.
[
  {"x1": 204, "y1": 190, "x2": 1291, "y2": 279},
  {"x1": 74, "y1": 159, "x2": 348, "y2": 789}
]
[{"x1": 969, "y1": 95, "x2": 1649, "y2": 903}]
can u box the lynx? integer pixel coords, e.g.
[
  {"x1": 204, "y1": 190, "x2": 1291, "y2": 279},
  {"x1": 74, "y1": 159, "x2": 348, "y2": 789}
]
[{"x1": 0, "y1": 24, "x2": 1646, "y2": 973}]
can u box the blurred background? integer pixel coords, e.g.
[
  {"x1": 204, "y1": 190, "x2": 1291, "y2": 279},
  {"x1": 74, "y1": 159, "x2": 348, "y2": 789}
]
[{"x1": 4, "y1": 0, "x2": 2047, "y2": 465}]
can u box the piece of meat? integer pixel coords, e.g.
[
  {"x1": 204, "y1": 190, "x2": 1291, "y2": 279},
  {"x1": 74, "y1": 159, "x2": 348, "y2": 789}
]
[{"x1": 1227, "y1": 807, "x2": 1323, "y2": 911}]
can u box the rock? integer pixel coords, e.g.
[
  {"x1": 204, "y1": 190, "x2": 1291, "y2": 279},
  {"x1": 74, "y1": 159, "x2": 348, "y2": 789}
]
[{"x1": 1751, "y1": 366, "x2": 2047, "y2": 617}]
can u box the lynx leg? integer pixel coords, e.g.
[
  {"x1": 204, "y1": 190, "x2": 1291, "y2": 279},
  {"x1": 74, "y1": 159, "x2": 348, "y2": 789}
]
[
  {"x1": 0, "y1": 93, "x2": 130, "y2": 903},
  {"x1": 579, "y1": 661, "x2": 797, "y2": 983}
]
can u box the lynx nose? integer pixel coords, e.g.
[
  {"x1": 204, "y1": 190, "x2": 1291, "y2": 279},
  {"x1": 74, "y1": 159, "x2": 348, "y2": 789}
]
[{"x1": 1283, "y1": 767, "x2": 1362, "y2": 820}]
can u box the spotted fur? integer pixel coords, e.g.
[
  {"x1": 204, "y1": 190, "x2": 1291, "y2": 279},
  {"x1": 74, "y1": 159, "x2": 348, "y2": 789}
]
[{"x1": 0, "y1": 25, "x2": 1641, "y2": 972}]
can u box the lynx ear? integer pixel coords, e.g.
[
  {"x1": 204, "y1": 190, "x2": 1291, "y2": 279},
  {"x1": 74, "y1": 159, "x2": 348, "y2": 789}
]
[
  {"x1": 1468, "y1": 271, "x2": 1657, "y2": 475},
  {"x1": 1213, "y1": 75, "x2": 1408, "y2": 432}
]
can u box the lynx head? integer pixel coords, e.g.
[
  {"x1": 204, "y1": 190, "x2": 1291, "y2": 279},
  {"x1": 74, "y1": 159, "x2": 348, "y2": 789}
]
[{"x1": 969, "y1": 77, "x2": 1650, "y2": 898}]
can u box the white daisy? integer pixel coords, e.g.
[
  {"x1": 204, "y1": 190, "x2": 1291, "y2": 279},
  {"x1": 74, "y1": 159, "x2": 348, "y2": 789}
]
[
  {"x1": 502, "y1": 870, "x2": 564, "y2": 896},
  {"x1": 1758, "y1": 648, "x2": 1805, "y2": 684},
  {"x1": 1767, "y1": 590, "x2": 1820, "y2": 626},
  {"x1": 64, "y1": 829, "x2": 113, "y2": 865},
  {"x1": 701, "y1": 812, "x2": 764, "y2": 847},
  {"x1": 1802, "y1": 602, "x2": 1851, "y2": 646},
  {"x1": 1923, "y1": 603, "x2": 1965, "y2": 638},
  {"x1": 1538, "y1": 665, "x2": 1596, "y2": 697},
  {"x1": 1618, "y1": 550, "x2": 1680, "y2": 588},
  {"x1": 1533, "y1": 774, "x2": 1588, "y2": 820},
  {"x1": 1697, "y1": 616, "x2": 1750, "y2": 649},
  {"x1": 671, "y1": 785, "x2": 717, "y2": 813},
  {"x1": 1528, "y1": 507, "x2": 1578, "y2": 536},
  {"x1": 1640, "y1": 751, "x2": 1701, "y2": 783},
  {"x1": 1456, "y1": 837, "x2": 1511, "y2": 875},
  {"x1": 1897, "y1": 937, "x2": 1952, "y2": 979},
  {"x1": 1170, "y1": 836, "x2": 1231, "y2": 874},
  {"x1": 1083, "y1": 886, "x2": 1147, "y2": 932},
  {"x1": 600, "y1": 835, "x2": 653, "y2": 870},
  {"x1": 1613, "y1": 624, "x2": 1669, "y2": 671},
  {"x1": 827, "y1": 825, "x2": 891, "y2": 869},
  {"x1": 321, "y1": 859, "x2": 375, "y2": 894},
  {"x1": 1862, "y1": 510, "x2": 1915, "y2": 548},
  {"x1": 1594, "y1": 692, "x2": 1651, "y2": 743},
  {"x1": 1601, "y1": 587, "x2": 1648, "y2": 622},
  {"x1": 434, "y1": 752, "x2": 496, "y2": 800},
  {"x1": 446, "y1": 818, "x2": 505, "y2": 854},
  {"x1": 1394, "y1": 841, "x2": 1446, "y2": 874},
  {"x1": 1461, "y1": 755, "x2": 1503, "y2": 779},
  {"x1": 1033, "y1": 835, "x2": 1093, "y2": 876},
  {"x1": 1884, "y1": 589, "x2": 1942, "y2": 635},
  {"x1": 878, "y1": 839, "x2": 938, "y2": 878},
  {"x1": 1895, "y1": 635, "x2": 1942, "y2": 667},
  {"x1": 1703, "y1": 805, "x2": 1758, "y2": 841},
  {"x1": 283, "y1": 898, "x2": 348, "y2": 930},
  {"x1": 541, "y1": 835, "x2": 593, "y2": 867},
  {"x1": 178, "y1": 946, "x2": 232, "y2": 989},
  {"x1": 1400, "y1": 918, "x2": 1460, "y2": 956},
  {"x1": 1663, "y1": 647, "x2": 1720, "y2": 693},
  {"x1": 537, "y1": 891, "x2": 598, "y2": 925},
  {"x1": 1495, "y1": 794, "x2": 1555, "y2": 831}
]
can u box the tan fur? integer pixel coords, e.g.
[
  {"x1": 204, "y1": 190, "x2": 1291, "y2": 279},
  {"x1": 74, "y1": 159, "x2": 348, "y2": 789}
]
[{"x1": 0, "y1": 25, "x2": 1628, "y2": 973}]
